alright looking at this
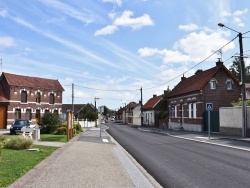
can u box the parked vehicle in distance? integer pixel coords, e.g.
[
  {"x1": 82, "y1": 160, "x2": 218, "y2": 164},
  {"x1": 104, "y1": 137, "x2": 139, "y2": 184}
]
[
  {"x1": 10, "y1": 119, "x2": 30, "y2": 135},
  {"x1": 111, "y1": 117, "x2": 115, "y2": 121}
]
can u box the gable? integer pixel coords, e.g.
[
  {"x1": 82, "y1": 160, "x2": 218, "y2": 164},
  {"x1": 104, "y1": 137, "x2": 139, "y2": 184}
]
[
  {"x1": 143, "y1": 95, "x2": 162, "y2": 110},
  {"x1": 168, "y1": 64, "x2": 239, "y2": 98}
]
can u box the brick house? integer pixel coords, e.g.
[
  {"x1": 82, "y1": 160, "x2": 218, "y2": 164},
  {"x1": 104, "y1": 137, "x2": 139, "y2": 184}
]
[
  {"x1": 0, "y1": 72, "x2": 64, "y2": 129},
  {"x1": 142, "y1": 94, "x2": 163, "y2": 127},
  {"x1": 168, "y1": 60, "x2": 240, "y2": 132}
]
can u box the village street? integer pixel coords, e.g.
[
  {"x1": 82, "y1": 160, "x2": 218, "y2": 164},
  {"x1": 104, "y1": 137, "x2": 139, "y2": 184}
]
[{"x1": 107, "y1": 123, "x2": 250, "y2": 188}]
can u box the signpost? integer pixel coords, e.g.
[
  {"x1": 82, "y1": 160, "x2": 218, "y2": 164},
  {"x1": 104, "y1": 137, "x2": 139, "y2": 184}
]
[{"x1": 206, "y1": 103, "x2": 213, "y2": 139}]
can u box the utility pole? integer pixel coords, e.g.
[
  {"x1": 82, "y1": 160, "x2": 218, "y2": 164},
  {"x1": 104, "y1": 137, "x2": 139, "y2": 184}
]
[
  {"x1": 218, "y1": 23, "x2": 247, "y2": 137},
  {"x1": 94, "y1": 97, "x2": 100, "y2": 127},
  {"x1": 140, "y1": 87, "x2": 143, "y2": 126},
  {"x1": 72, "y1": 83, "x2": 74, "y2": 113}
]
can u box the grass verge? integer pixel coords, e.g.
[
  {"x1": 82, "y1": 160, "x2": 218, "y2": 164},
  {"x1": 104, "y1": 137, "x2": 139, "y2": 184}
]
[
  {"x1": 0, "y1": 145, "x2": 58, "y2": 187},
  {"x1": 40, "y1": 134, "x2": 67, "y2": 142}
]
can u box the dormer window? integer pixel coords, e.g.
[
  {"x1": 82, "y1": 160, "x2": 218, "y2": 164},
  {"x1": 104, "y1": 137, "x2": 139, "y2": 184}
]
[
  {"x1": 226, "y1": 79, "x2": 233, "y2": 90},
  {"x1": 210, "y1": 78, "x2": 217, "y2": 90}
]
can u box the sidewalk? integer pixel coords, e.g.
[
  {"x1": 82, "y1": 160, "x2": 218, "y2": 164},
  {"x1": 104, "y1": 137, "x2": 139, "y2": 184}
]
[
  {"x1": 138, "y1": 126, "x2": 250, "y2": 151},
  {"x1": 9, "y1": 126, "x2": 160, "y2": 188}
]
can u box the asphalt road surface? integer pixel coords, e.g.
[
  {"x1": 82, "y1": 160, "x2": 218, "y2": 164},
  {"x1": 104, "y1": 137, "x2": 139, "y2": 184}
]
[{"x1": 106, "y1": 123, "x2": 250, "y2": 188}]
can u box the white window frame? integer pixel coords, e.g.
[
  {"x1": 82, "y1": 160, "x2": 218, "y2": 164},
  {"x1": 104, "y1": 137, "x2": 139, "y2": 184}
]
[
  {"x1": 210, "y1": 78, "x2": 217, "y2": 90},
  {"x1": 188, "y1": 103, "x2": 196, "y2": 119},
  {"x1": 174, "y1": 105, "x2": 177, "y2": 118},
  {"x1": 226, "y1": 79, "x2": 233, "y2": 90}
]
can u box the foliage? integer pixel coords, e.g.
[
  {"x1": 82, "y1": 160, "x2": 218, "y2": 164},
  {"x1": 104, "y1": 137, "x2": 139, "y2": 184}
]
[
  {"x1": 40, "y1": 134, "x2": 67, "y2": 142},
  {"x1": 195, "y1": 69, "x2": 203, "y2": 74},
  {"x1": 78, "y1": 103, "x2": 97, "y2": 121},
  {"x1": 158, "y1": 111, "x2": 168, "y2": 119},
  {"x1": 0, "y1": 145, "x2": 58, "y2": 187},
  {"x1": 4, "y1": 136, "x2": 33, "y2": 150},
  {"x1": 74, "y1": 123, "x2": 83, "y2": 134},
  {"x1": 229, "y1": 57, "x2": 250, "y2": 82},
  {"x1": 54, "y1": 123, "x2": 67, "y2": 135},
  {"x1": 40, "y1": 113, "x2": 62, "y2": 134},
  {"x1": 158, "y1": 86, "x2": 171, "y2": 119},
  {"x1": 231, "y1": 98, "x2": 250, "y2": 107}
]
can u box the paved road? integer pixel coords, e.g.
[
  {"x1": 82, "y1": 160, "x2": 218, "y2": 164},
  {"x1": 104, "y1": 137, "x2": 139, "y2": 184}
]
[{"x1": 106, "y1": 123, "x2": 250, "y2": 188}]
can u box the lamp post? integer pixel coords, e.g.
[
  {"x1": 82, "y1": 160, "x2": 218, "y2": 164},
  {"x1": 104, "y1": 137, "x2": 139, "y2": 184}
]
[{"x1": 218, "y1": 23, "x2": 247, "y2": 137}]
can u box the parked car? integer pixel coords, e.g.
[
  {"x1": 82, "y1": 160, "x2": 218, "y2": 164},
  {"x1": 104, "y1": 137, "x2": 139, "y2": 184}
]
[{"x1": 10, "y1": 119, "x2": 30, "y2": 135}]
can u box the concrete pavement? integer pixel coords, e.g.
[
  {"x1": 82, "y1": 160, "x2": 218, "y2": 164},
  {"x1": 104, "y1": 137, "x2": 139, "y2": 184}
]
[{"x1": 8, "y1": 126, "x2": 160, "y2": 188}]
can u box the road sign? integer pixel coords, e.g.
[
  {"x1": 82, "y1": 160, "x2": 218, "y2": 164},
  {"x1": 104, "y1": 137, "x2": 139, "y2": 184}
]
[{"x1": 206, "y1": 103, "x2": 213, "y2": 111}]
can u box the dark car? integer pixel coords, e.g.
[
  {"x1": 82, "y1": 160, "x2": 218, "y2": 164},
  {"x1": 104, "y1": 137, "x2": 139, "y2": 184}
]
[{"x1": 10, "y1": 119, "x2": 30, "y2": 135}]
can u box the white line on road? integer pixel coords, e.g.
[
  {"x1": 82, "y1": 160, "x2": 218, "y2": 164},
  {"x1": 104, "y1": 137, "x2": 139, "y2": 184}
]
[{"x1": 102, "y1": 139, "x2": 109, "y2": 143}]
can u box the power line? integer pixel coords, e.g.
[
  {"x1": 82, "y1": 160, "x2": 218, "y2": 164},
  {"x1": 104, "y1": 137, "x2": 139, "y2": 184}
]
[
  {"x1": 143, "y1": 35, "x2": 238, "y2": 90},
  {"x1": 74, "y1": 84, "x2": 139, "y2": 92}
]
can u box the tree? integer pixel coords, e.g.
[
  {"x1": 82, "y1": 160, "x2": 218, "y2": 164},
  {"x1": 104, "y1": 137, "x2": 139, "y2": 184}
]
[
  {"x1": 158, "y1": 86, "x2": 171, "y2": 119},
  {"x1": 195, "y1": 69, "x2": 203, "y2": 74},
  {"x1": 40, "y1": 113, "x2": 61, "y2": 134},
  {"x1": 229, "y1": 57, "x2": 250, "y2": 82},
  {"x1": 78, "y1": 104, "x2": 98, "y2": 121}
]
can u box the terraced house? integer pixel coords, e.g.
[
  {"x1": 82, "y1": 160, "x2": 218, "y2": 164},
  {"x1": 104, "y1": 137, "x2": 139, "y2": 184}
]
[{"x1": 0, "y1": 72, "x2": 64, "y2": 129}]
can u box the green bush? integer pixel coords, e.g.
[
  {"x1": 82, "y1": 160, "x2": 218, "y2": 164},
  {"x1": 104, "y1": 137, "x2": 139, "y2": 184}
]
[
  {"x1": 74, "y1": 123, "x2": 82, "y2": 134},
  {"x1": 4, "y1": 137, "x2": 33, "y2": 150},
  {"x1": 40, "y1": 113, "x2": 62, "y2": 134},
  {"x1": 0, "y1": 134, "x2": 6, "y2": 142},
  {"x1": 54, "y1": 126, "x2": 67, "y2": 135}
]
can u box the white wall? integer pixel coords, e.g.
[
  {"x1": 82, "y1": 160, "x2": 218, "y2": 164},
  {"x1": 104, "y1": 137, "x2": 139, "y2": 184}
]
[
  {"x1": 143, "y1": 110, "x2": 155, "y2": 126},
  {"x1": 133, "y1": 105, "x2": 141, "y2": 126}
]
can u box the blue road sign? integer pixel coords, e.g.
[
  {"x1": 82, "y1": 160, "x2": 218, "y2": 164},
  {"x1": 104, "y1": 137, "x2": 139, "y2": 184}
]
[{"x1": 206, "y1": 103, "x2": 213, "y2": 111}]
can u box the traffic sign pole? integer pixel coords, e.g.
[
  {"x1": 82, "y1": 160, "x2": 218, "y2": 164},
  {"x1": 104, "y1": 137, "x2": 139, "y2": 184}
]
[{"x1": 206, "y1": 103, "x2": 213, "y2": 140}]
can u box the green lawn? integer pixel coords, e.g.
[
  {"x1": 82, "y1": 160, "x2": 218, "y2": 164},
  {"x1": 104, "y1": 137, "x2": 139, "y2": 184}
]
[
  {"x1": 40, "y1": 134, "x2": 67, "y2": 142},
  {"x1": 0, "y1": 145, "x2": 58, "y2": 187}
]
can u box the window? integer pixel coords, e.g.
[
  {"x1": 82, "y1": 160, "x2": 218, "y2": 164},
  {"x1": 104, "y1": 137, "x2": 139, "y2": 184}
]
[
  {"x1": 210, "y1": 79, "x2": 217, "y2": 90},
  {"x1": 36, "y1": 92, "x2": 41, "y2": 103},
  {"x1": 188, "y1": 103, "x2": 196, "y2": 118},
  {"x1": 174, "y1": 105, "x2": 177, "y2": 118},
  {"x1": 26, "y1": 109, "x2": 31, "y2": 121},
  {"x1": 226, "y1": 79, "x2": 233, "y2": 90},
  {"x1": 21, "y1": 90, "x2": 27, "y2": 103},
  {"x1": 45, "y1": 109, "x2": 50, "y2": 114},
  {"x1": 15, "y1": 109, "x2": 21, "y2": 119},
  {"x1": 49, "y1": 93, "x2": 55, "y2": 104},
  {"x1": 53, "y1": 110, "x2": 58, "y2": 116}
]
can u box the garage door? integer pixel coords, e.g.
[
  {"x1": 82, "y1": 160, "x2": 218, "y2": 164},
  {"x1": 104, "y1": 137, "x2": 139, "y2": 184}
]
[{"x1": 0, "y1": 106, "x2": 7, "y2": 129}]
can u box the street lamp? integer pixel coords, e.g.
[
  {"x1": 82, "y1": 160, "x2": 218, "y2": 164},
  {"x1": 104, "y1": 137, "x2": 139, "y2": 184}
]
[{"x1": 218, "y1": 23, "x2": 247, "y2": 137}]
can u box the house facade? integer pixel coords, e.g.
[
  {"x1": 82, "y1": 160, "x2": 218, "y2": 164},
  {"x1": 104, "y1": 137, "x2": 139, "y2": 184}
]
[
  {"x1": 168, "y1": 60, "x2": 241, "y2": 132},
  {"x1": 0, "y1": 72, "x2": 64, "y2": 129},
  {"x1": 142, "y1": 94, "x2": 163, "y2": 127},
  {"x1": 132, "y1": 103, "x2": 142, "y2": 126}
]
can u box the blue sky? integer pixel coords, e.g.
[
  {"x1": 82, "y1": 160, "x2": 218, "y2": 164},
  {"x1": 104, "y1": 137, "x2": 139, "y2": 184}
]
[{"x1": 0, "y1": 0, "x2": 250, "y2": 110}]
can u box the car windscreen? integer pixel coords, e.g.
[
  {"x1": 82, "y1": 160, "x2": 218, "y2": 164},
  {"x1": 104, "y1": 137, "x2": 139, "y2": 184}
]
[{"x1": 13, "y1": 120, "x2": 28, "y2": 127}]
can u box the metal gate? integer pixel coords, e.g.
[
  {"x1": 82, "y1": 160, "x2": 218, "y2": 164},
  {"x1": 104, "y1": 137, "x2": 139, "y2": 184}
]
[{"x1": 203, "y1": 111, "x2": 219, "y2": 132}]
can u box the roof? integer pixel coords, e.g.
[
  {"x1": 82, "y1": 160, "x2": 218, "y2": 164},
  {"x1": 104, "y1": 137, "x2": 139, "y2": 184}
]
[
  {"x1": 1, "y1": 72, "x2": 64, "y2": 91},
  {"x1": 168, "y1": 63, "x2": 239, "y2": 98},
  {"x1": 0, "y1": 83, "x2": 8, "y2": 102},
  {"x1": 62, "y1": 104, "x2": 86, "y2": 114},
  {"x1": 126, "y1": 102, "x2": 137, "y2": 109},
  {"x1": 142, "y1": 95, "x2": 162, "y2": 110}
]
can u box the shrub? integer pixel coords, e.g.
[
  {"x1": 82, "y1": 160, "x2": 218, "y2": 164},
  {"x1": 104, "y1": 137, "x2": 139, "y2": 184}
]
[
  {"x1": 40, "y1": 113, "x2": 62, "y2": 134},
  {"x1": 54, "y1": 126, "x2": 67, "y2": 135},
  {"x1": 4, "y1": 137, "x2": 33, "y2": 150},
  {"x1": 0, "y1": 134, "x2": 6, "y2": 142},
  {"x1": 74, "y1": 123, "x2": 82, "y2": 134}
]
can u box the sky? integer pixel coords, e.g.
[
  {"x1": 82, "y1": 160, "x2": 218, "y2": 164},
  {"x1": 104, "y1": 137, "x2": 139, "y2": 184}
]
[{"x1": 0, "y1": 0, "x2": 250, "y2": 110}]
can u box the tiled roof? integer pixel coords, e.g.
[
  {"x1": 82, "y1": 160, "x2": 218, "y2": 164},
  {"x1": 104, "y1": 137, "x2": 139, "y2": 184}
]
[
  {"x1": 126, "y1": 102, "x2": 137, "y2": 109},
  {"x1": 62, "y1": 104, "x2": 86, "y2": 114},
  {"x1": 2, "y1": 72, "x2": 64, "y2": 91},
  {"x1": 168, "y1": 64, "x2": 239, "y2": 98},
  {"x1": 142, "y1": 95, "x2": 162, "y2": 110},
  {"x1": 0, "y1": 83, "x2": 8, "y2": 102}
]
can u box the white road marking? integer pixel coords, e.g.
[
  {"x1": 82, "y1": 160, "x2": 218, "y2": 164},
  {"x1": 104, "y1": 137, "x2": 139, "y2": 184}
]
[{"x1": 102, "y1": 139, "x2": 109, "y2": 143}]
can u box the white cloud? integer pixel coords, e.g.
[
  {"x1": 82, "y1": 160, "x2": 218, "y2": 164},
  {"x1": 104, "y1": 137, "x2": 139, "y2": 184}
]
[
  {"x1": 138, "y1": 28, "x2": 235, "y2": 65},
  {"x1": 114, "y1": 10, "x2": 154, "y2": 30},
  {"x1": 179, "y1": 24, "x2": 199, "y2": 31},
  {"x1": 94, "y1": 25, "x2": 118, "y2": 36},
  {"x1": 101, "y1": 0, "x2": 122, "y2": 7},
  {"x1": 95, "y1": 10, "x2": 154, "y2": 35},
  {"x1": 0, "y1": 9, "x2": 8, "y2": 17},
  {"x1": 0, "y1": 37, "x2": 15, "y2": 48}
]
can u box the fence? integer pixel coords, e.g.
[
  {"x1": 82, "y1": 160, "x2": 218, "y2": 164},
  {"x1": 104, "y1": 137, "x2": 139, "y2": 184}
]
[{"x1": 75, "y1": 119, "x2": 96, "y2": 128}]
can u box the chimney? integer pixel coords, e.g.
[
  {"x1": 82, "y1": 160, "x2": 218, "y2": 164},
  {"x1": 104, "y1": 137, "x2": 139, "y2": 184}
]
[
  {"x1": 181, "y1": 74, "x2": 186, "y2": 81},
  {"x1": 216, "y1": 58, "x2": 223, "y2": 66},
  {"x1": 153, "y1": 94, "x2": 157, "y2": 98}
]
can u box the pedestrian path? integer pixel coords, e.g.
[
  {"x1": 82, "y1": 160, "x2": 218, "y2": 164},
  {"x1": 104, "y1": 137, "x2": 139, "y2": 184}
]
[
  {"x1": 10, "y1": 126, "x2": 159, "y2": 188},
  {"x1": 138, "y1": 126, "x2": 250, "y2": 151}
]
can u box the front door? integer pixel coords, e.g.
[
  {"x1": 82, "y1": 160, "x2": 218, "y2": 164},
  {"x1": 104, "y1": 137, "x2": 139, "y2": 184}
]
[
  {"x1": 35, "y1": 110, "x2": 40, "y2": 125},
  {"x1": 0, "y1": 106, "x2": 7, "y2": 129}
]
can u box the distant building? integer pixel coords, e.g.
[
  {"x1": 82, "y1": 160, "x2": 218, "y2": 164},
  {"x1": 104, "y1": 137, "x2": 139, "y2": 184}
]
[{"x1": 0, "y1": 72, "x2": 64, "y2": 129}]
